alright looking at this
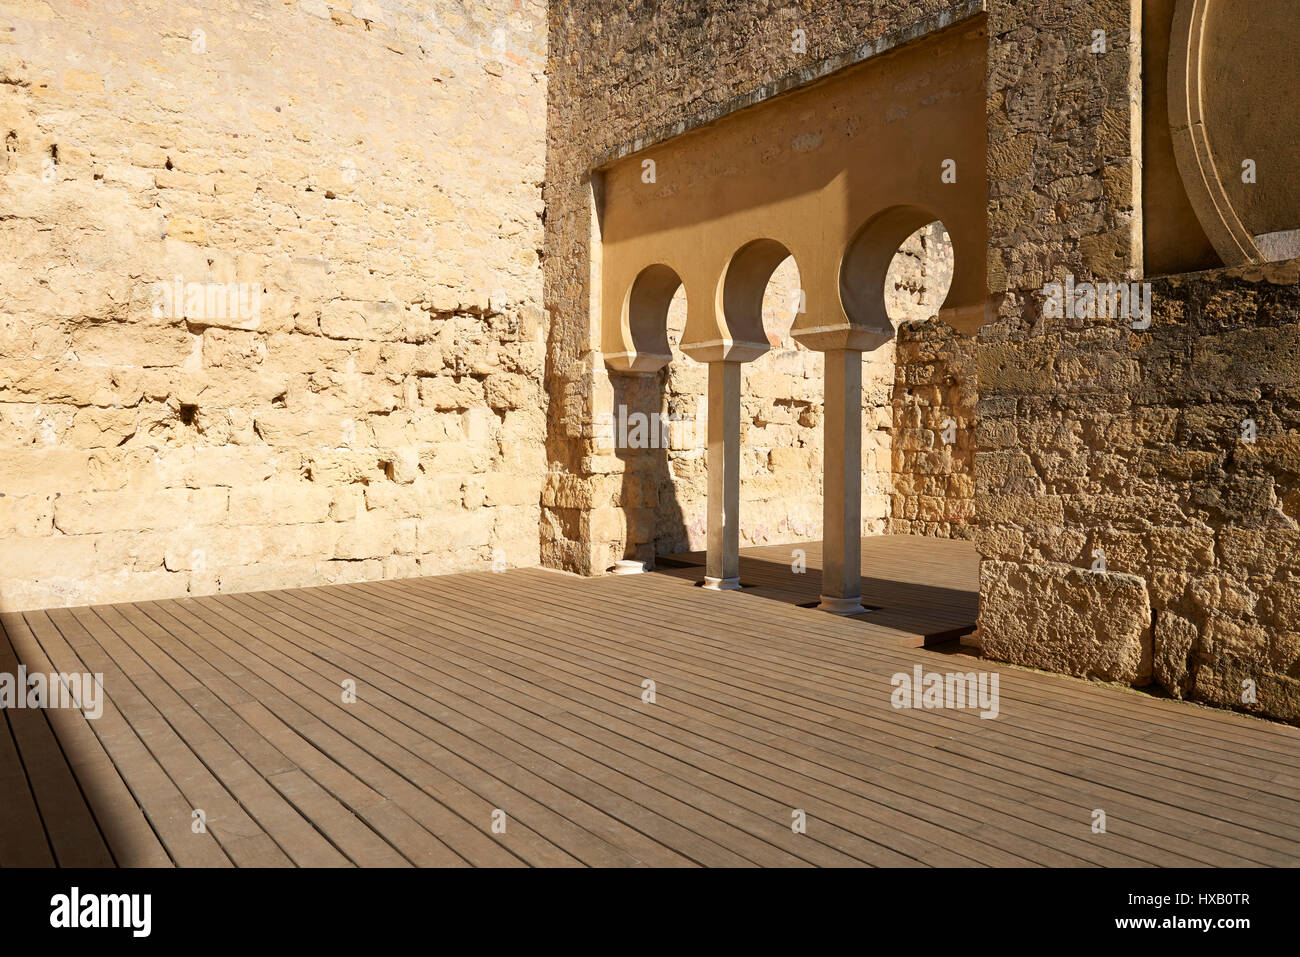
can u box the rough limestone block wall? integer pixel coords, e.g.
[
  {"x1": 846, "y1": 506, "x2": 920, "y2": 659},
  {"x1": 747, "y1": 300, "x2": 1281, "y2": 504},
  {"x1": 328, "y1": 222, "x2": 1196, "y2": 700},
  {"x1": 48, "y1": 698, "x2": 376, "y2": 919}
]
[
  {"x1": 575, "y1": 263, "x2": 851, "y2": 567},
  {"x1": 982, "y1": 0, "x2": 1300, "y2": 723},
  {"x1": 890, "y1": 317, "x2": 977, "y2": 539},
  {"x1": 984, "y1": 0, "x2": 1141, "y2": 295},
  {"x1": 0, "y1": 0, "x2": 547, "y2": 610},
  {"x1": 977, "y1": 262, "x2": 1300, "y2": 722},
  {"x1": 544, "y1": 0, "x2": 981, "y2": 575},
  {"x1": 977, "y1": 2, "x2": 1146, "y2": 671},
  {"x1": 887, "y1": 224, "x2": 976, "y2": 539},
  {"x1": 650, "y1": 260, "x2": 839, "y2": 558}
]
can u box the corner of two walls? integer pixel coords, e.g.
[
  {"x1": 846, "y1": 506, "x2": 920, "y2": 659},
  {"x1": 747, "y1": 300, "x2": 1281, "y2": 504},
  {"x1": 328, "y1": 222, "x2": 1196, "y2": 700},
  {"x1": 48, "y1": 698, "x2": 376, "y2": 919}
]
[{"x1": 9, "y1": 0, "x2": 1291, "y2": 723}]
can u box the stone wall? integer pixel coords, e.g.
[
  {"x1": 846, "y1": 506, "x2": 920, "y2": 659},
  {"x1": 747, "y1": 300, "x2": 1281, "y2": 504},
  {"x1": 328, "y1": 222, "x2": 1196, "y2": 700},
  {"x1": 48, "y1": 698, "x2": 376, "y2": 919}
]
[
  {"x1": 0, "y1": 0, "x2": 547, "y2": 610},
  {"x1": 984, "y1": 0, "x2": 1141, "y2": 294},
  {"x1": 651, "y1": 258, "x2": 838, "y2": 559},
  {"x1": 887, "y1": 224, "x2": 975, "y2": 539},
  {"x1": 976, "y1": 261, "x2": 1300, "y2": 721},
  {"x1": 544, "y1": 2, "x2": 983, "y2": 572},
  {"x1": 968, "y1": 0, "x2": 1300, "y2": 725},
  {"x1": 890, "y1": 316, "x2": 977, "y2": 539},
  {"x1": 634, "y1": 257, "x2": 895, "y2": 564}
]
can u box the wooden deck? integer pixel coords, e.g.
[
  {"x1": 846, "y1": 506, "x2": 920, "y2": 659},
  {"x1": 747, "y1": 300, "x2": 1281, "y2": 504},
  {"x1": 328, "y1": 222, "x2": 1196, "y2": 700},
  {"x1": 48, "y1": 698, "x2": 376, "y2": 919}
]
[{"x1": 2, "y1": 535, "x2": 1299, "y2": 867}]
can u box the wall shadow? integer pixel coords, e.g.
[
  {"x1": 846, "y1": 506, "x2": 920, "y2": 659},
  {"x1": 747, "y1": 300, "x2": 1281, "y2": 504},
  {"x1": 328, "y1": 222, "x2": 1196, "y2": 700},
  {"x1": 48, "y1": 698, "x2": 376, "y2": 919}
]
[
  {"x1": 0, "y1": 611, "x2": 142, "y2": 866},
  {"x1": 610, "y1": 368, "x2": 690, "y2": 568},
  {"x1": 647, "y1": 543, "x2": 979, "y2": 643}
]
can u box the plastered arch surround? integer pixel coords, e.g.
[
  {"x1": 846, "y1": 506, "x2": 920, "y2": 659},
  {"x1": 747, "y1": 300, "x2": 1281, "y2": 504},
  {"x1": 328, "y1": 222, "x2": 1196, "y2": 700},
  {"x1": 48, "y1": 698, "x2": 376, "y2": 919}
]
[{"x1": 597, "y1": 16, "x2": 988, "y2": 373}]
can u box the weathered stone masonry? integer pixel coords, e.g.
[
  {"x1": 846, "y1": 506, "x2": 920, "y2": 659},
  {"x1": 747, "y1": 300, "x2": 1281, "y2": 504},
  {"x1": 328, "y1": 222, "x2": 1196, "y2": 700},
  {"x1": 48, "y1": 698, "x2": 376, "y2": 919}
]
[
  {"x1": 595, "y1": 224, "x2": 967, "y2": 566},
  {"x1": 978, "y1": 0, "x2": 1300, "y2": 721},
  {"x1": 978, "y1": 262, "x2": 1300, "y2": 720},
  {"x1": 0, "y1": 0, "x2": 547, "y2": 610},
  {"x1": 890, "y1": 320, "x2": 976, "y2": 540}
]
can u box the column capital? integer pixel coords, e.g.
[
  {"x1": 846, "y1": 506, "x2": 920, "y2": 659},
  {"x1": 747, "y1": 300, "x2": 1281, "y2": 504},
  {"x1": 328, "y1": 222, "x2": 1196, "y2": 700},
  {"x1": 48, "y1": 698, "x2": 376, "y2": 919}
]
[
  {"x1": 603, "y1": 350, "x2": 671, "y2": 374},
  {"x1": 791, "y1": 325, "x2": 890, "y2": 353},
  {"x1": 680, "y1": 339, "x2": 768, "y2": 365}
]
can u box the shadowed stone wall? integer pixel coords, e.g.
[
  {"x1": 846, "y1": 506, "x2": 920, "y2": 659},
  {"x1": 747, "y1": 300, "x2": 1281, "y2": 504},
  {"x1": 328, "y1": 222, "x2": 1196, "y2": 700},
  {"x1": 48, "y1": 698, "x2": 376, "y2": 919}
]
[
  {"x1": 977, "y1": 261, "x2": 1300, "y2": 721},
  {"x1": 640, "y1": 228, "x2": 962, "y2": 563},
  {"x1": 576, "y1": 218, "x2": 967, "y2": 571}
]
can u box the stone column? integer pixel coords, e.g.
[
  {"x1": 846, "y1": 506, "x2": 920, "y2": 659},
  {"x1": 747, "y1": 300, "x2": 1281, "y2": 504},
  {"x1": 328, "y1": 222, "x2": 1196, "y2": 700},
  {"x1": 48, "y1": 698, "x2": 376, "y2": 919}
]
[
  {"x1": 819, "y1": 348, "x2": 865, "y2": 614},
  {"x1": 703, "y1": 359, "x2": 742, "y2": 590}
]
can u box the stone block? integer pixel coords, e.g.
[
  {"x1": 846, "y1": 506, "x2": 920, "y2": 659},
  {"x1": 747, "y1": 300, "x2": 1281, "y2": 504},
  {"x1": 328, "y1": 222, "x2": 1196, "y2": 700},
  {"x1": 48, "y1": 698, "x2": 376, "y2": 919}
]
[{"x1": 980, "y1": 560, "x2": 1153, "y2": 684}]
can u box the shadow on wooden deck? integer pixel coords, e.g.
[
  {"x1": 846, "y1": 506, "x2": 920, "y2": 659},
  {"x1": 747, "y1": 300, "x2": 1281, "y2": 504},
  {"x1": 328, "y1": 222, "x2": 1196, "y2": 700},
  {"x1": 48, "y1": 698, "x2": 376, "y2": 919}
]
[{"x1": 652, "y1": 536, "x2": 979, "y2": 644}]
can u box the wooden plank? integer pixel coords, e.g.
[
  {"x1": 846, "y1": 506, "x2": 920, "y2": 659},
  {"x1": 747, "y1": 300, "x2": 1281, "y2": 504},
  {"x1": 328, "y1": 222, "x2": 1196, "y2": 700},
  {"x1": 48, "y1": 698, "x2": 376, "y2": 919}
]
[
  {"x1": 324, "y1": 576, "x2": 1049, "y2": 865},
  {"x1": 133, "y1": 597, "x2": 587, "y2": 867},
  {"x1": 52, "y1": 605, "x2": 341, "y2": 867},
  {"x1": 95, "y1": 600, "x2": 462, "y2": 867},
  {"x1": 131, "y1": 598, "x2": 511, "y2": 866},
  {"x1": 205, "y1": 591, "x2": 745, "y2": 867},
  {"x1": 251, "y1": 587, "x2": 862, "y2": 868},
  {"x1": 543, "y1": 571, "x2": 1300, "y2": 852},
  {"x1": 392, "y1": 574, "x2": 1180, "y2": 868},
  {"x1": 657, "y1": 535, "x2": 981, "y2": 640},
  {"x1": 0, "y1": 706, "x2": 55, "y2": 866},
  {"x1": 1, "y1": 611, "x2": 170, "y2": 868},
  {"x1": 590, "y1": 570, "x2": 1300, "y2": 804},
  {"x1": 264, "y1": 768, "x2": 408, "y2": 868},
  {"x1": 287, "y1": 581, "x2": 1117, "y2": 867},
  {"x1": 31, "y1": 609, "x2": 273, "y2": 866},
  {"x1": 14, "y1": 611, "x2": 229, "y2": 867},
  {"x1": 78, "y1": 604, "x2": 357, "y2": 868},
  {"x1": 3, "y1": 535, "x2": 1295, "y2": 869},
  {"x1": 586, "y1": 575, "x2": 1300, "y2": 858},
  {"x1": 0, "y1": 614, "x2": 113, "y2": 866}
]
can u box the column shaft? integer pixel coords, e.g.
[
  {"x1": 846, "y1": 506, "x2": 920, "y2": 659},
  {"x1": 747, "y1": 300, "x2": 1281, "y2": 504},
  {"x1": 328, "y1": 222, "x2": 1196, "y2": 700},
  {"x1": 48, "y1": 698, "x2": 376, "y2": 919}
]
[
  {"x1": 704, "y1": 360, "x2": 742, "y2": 590},
  {"x1": 820, "y1": 348, "x2": 865, "y2": 614}
]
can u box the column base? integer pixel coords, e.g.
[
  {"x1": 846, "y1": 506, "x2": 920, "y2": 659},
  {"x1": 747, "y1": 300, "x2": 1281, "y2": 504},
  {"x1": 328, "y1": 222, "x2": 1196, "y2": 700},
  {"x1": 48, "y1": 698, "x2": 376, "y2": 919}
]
[
  {"x1": 702, "y1": 576, "x2": 742, "y2": 591},
  {"x1": 817, "y1": 594, "x2": 867, "y2": 615}
]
